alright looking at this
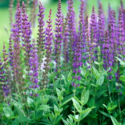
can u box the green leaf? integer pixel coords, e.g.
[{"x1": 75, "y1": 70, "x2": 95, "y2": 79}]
[
  {"x1": 88, "y1": 97, "x2": 95, "y2": 107},
  {"x1": 80, "y1": 107, "x2": 94, "y2": 120},
  {"x1": 92, "y1": 67, "x2": 100, "y2": 79},
  {"x1": 112, "y1": 64, "x2": 118, "y2": 73},
  {"x1": 96, "y1": 76, "x2": 104, "y2": 86},
  {"x1": 3, "y1": 107, "x2": 14, "y2": 118},
  {"x1": 37, "y1": 105, "x2": 50, "y2": 111},
  {"x1": 56, "y1": 88, "x2": 63, "y2": 101},
  {"x1": 81, "y1": 90, "x2": 89, "y2": 106},
  {"x1": 61, "y1": 94, "x2": 72, "y2": 106},
  {"x1": 0, "y1": 104, "x2": 3, "y2": 112},
  {"x1": 119, "y1": 76, "x2": 125, "y2": 82},
  {"x1": 72, "y1": 98, "x2": 82, "y2": 113},
  {"x1": 62, "y1": 118, "x2": 68, "y2": 125},
  {"x1": 116, "y1": 57, "x2": 125, "y2": 67},
  {"x1": 55, "y1": 115, "x2": 63, "y2": 124},
  {"x1": 99, "y1": 110, "x2": 110, "y2": 118},
  {"x1": 94, "y1": 61, "x2": 100, "y2": 65},
  {"x1": 13, "y1": 102, "x2": 25, "y2": 116},
  {"x1": 27, "y1": 97, "x2": 34, "y2": 106},
  {"x1": 111, "y1": 116, "x2": 120, "y2": 125},
  {"x1": 67, "y1": 70, "x2": 72, "y2": 81},
  {"x1": 108, "y1": 105, "x2": 117, "y2": 112},
  {"x1": 54, "y1": 105, "x2": 63, "y2": 116}
]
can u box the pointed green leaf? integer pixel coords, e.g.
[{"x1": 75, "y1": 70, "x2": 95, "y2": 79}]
[
  {"x1": 56, "y1": 88, "x2": 63, "y2": 101},
  {"x1": 37, "y1": 105, "x2": 50, "y2": 111},
  {"x1": 81, "y1": 90, "x2": 89, "y2": 106},
  {"x1": 99, "y1": 110, "x2": 110, "y2": 118},
  {"x1": 3, "y1": 107, "x2": 14, "y2": 118},
  {"x1": 27, "y1": 97, "x2": 34, "y2": 106},
  {"x1": 111, "y1": 116, "x2": 120, "y2": 125},
  {"x1": 96, "y1": 76, "x2": 104, "y2": 86},
  {"x1": 72, "y1": 98, "x2": 82, "y2": 113},
  {"x1": 119, "y1": 76, "x2": 125, "y2": 82},
  {"x1": 67, "y1": 70, "x2": 72, "y2": 81},
  {"x1": 92, "y1": 67, "x2": 100, "y2": 79},
  {"x1": 80, "y1": 107, "x2": 94, "y2": 120},
  {"x1": 116, "y1": 57, "x2": 125, "y2": 67}
]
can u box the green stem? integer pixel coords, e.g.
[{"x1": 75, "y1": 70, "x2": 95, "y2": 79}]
[
  {"x1": 118, "y1": 93, "x2": 122, "y2": 123},
  {"x1": 107, "y1": 82, "x2": 112, "y2": 103}
]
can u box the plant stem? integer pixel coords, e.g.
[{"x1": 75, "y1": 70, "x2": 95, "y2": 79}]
[{"x1": 118, "y1": 93, "x2": 122, "y2": 123}]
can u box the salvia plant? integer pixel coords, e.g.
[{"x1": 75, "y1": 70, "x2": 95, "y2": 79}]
[{"x1": 1, "y1": 0, "x2": 125, "y2": 125}]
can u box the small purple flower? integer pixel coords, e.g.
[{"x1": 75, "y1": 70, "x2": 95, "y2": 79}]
[
  {"x1": 30, "y1": 93, "x2": 32, "y2": 96},
  {"x1": 77, "y1": 84, "x2": 80, "y2": 87},
  {"x1": 72, "y1": 82, "x2": 75, "y2": 87},
  {"x1": 35, "y1": 94, "x2": 39, "y2": 97}
]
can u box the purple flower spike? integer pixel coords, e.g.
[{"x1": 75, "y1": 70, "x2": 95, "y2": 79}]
[
  {"x1": 54, "y1": 0, "x2": 63, "y2": 72},
  {"x1": 98, "y1": 2, "x2": 105, "y2": 49},
  {"x1": 63, "y1": 15, "x2": 69, "y2": 64},
  {"x1": 90, "y1": 6, "x2": 98, "y2": 62},
  {"x1": 118, "y1": 8, "x2": 125, "y2": 57},
  {"x1": 79, "y1": 0, "x2": 86, "y2": 55},
  {"x1": 37, "y1": 2, "x2": 45, "y2": 66},
  {"x1": 29, "y1": 39, "x2": 39, "y2": 87},
  {"x1": 42, "y1": 9, "x2": 53, "y2": 88},
  {"x1": 67, "y1": 0, "x2": 76, "y2": 66},
  {"x1": 22, "y1": 1, "x2": 32, "y2": 75}
]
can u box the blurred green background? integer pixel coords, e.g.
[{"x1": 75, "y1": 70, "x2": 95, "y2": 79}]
[{"x1": 0, "y1": 0, "x2": 124, "y2": 56}]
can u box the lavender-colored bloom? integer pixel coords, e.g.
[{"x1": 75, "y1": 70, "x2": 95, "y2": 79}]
[
  {"x1": 11, "y1": 3, "x2": 23, "y2": 93},
  {"x1": 118, "y1": 8, "x2": 125, "y2": 57},
  {"x1": 72, "y1": 34, "x2": 82, "y2": 87},
  {"x1": 79, "y1": 0, "x2": 86, "y2": 54},
  {"x1": 8, "y1": 36, "x2": 13, "y2": 68},
  {"x1": 37, "y1": 2, "x2": 45, "y2": 66},
  {"x1": 90, "y1": 6, "x2": 98, "y2": 62},
  {"x1": 29, "y1": 39, "x2": 39, "y2": 88},
  {"x1": 107, "y1": 10, "x2": 117, "y2": 66},
  {"x1": 22, "y1": 1, "x2": 32, "y2": 75},
  {"x1": 63, "y1": 14, "x2": 69, "y2": 64},
  {"x1": 30, "y1": 0, "x2": 38, "y2": 28},
  {"x1": 11, "y1": 23, "x2": 22, "y2": 83},
  {"x1": 54, "y1": 0, "x2": 63, "y2": 72},
  {"x1": 85, "y1": 15, "x2": 90, "y2": 60},
  {"x1": 35, "y1": 93, "x2": 39, "y2": 97},
  {"x1": 9, "y1": 0, "x2": 14, "y2": 28},
  {"x1": 1, "y1": 44, "x2": 10, "y2": 97},
  {"x1": 98, "y1": 2, "x2": 105, "y2": 47},
  {"x1": 67, "y1": 0, "x2": 76, "y2": 66},
  {"x1": 102, "y1": 31, "x2": 109, "y2": 69},
  {"x1": 42, "y1": 9, "x2": 53, "y2": 88}
]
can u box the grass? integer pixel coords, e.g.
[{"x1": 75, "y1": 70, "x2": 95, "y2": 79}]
[{"x1": 0, "y1": 0, "x2": 124, "y2": 57}]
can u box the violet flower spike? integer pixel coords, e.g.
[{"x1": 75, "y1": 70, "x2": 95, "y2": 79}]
[
  {"x1": 54, "y1": 0, "x2": 63, "y2": 72},
  {"x1": 29, "y1": 39, "x2": 39, "y2": 88},
  {"x1": 42, "y1": 9, "x2": 53, "y2": 88},
  {"x1": 37, "y1": 2, "x2": 45, "y2": 67}
]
